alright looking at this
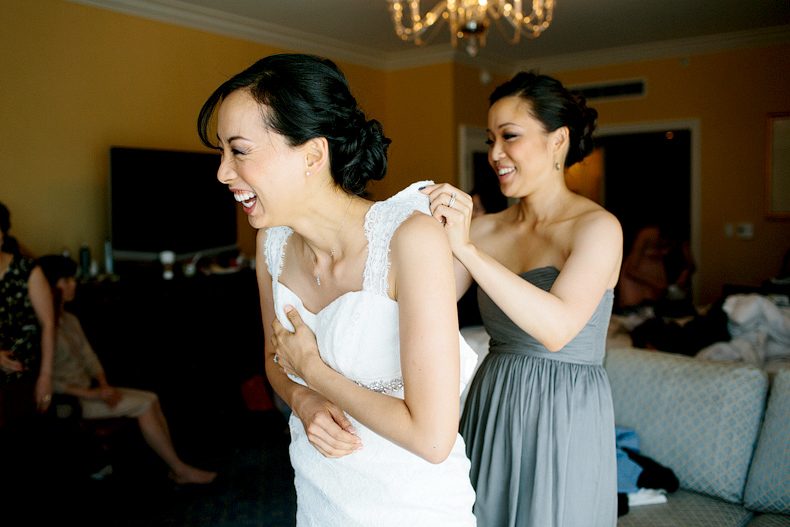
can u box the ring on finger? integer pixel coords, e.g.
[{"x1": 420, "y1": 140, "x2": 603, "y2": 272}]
[{"x1": 448, "y1": 192, "x2": 457, "y2": 209}]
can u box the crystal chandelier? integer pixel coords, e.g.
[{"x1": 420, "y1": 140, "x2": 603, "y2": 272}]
[{"x1": 388, "y1": 0, "x2": 555, "y2": 57}]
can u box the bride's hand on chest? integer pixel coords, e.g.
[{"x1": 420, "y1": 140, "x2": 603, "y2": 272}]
[{"x1": 271, "y1": 304, "x2": 325, "y2": 382}]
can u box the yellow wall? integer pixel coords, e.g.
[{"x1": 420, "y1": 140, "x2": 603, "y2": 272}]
[
  {"x1": 0, "y1": 0, "x2": 395, "y2": 261},
  {"x1": 2, "y1": 0, "x2": 788, "y2": 304},
  {"x1": 453, "y1": 63, "x2": 509, "y2": 130},
  {"x1": 380, "y1": 63, "x2": 456, "y2": 199},
  {"x1": 554, "y1": 46, "x2": 790, "y2": 303}
]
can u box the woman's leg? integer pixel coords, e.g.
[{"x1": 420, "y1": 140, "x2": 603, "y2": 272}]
[{"x1": 136, "y1": 399, "x2": 216, "y2": 484}]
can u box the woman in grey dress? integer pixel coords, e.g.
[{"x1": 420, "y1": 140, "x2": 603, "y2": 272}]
[{"x1": 422, "y1": 72, "x2": 622, "y2": 527}]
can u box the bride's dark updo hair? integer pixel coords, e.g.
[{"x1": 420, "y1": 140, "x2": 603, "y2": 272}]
[
  {"x1": 490, "y1": 71, "x2": 597, "y2": 168},
  {"x1": 198, "y1": 54, "x2": 390, "y2": 195}
]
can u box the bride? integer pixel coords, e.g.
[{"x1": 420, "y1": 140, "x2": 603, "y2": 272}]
[{"x1": 197, "y1": 53, "x2": 476, "y2": 526}]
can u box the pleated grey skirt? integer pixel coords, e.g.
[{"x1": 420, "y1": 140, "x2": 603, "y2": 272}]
[{"x1": 460, "y1": 349, "x2": 618, "y2": 527}]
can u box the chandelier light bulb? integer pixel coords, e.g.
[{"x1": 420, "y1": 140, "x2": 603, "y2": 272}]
[{"x1": 388, "y1": 0, "x2": 555, "y2": 56}]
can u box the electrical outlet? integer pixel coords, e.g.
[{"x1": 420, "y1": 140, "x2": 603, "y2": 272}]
[{"x1": 737, "y1": 223, "x2": 754, "y2": 240}]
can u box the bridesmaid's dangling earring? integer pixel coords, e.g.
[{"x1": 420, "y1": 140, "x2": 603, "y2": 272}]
[{"x1": 555, "y1": 162, "x2": 561, "y2": 171}]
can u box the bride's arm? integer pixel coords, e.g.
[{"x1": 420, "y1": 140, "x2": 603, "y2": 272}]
[
  {"x1": 272, "y1": 213, "x2": 462, "y2": 463},
  {"x1": 258, "y1": 229, "x2": 362, "y2": 459}
]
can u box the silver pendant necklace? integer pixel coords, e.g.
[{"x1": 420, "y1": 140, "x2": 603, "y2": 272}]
[{"x1": 311, "y1": 195, "x2": 353, "y2": 286}]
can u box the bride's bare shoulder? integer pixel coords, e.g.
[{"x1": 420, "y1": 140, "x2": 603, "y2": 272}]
[{"x1": 393, "y1": 210, "x2": 448, "y2": 249}]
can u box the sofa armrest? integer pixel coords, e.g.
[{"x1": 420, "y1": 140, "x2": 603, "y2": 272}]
[{"x1": 744, "y1": 368, "x2": 790, "y2": 515}]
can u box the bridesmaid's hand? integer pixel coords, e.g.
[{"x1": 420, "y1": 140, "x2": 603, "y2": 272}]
[
  {"x1": 421, "y1": 183, "x2": 473, "y2": 254},
  {"x1": 271, "y1": 305, "x2": 324, "y2": 382}
]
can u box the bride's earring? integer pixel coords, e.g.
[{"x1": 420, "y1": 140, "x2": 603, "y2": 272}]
[{"x1": 306, "y1": 171, "x2": 311, "y2": 176}]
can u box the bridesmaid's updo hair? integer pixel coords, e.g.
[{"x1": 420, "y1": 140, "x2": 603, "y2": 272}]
[
  {"x1": 198, "y1": 54, "x2": 390, "y2": 195},
  {"x1": 490, "y1": 71, "x2": 597, "y2": 168}
]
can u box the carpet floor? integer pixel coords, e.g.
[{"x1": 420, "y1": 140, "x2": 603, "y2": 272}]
[{"x1": 0, "y1": 409, "x2": 296, "y2": 527}]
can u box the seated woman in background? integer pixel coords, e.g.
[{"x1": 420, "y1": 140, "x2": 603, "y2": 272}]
[
  {"x1": 616, "y1": 220, "x2": 695, "y2": 316},
  {"x1": 0, "y1": 201, "x2": 55, "y2": 423},
  {"x1": 36, "y1": 255, "x2": 216, "y2": 485}
]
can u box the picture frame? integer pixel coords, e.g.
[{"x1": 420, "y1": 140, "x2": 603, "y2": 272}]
[{"x1": 766, "y1": 111, "x2": 790, "y2": 220}]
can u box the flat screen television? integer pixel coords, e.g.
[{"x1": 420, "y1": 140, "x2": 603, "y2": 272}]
[{"x1": 109, "y1": 147, "x2": 237, "y2": 268}]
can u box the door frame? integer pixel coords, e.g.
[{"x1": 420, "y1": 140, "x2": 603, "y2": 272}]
[
  {"x1": 597, "y1": 120, "x2": 701, "y2": 303},
  {"x1": 458, "y1": 125, "x2": 489, "y2": 193}
]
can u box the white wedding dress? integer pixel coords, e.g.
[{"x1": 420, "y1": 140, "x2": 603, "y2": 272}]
[{"x1": 265, "y1": 181, "x2": 477, "y2": 527}]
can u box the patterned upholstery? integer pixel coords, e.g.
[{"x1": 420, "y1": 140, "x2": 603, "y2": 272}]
[
  {"x1": 617, "y1": 489, "x2": 753, "y2": 527},
  {"x1": 745, "y1": 514, "x2": 790, "y2": 527},
  {"x1": 744, "y1": 368, "x2": 790, "y2": 514},
  {"x1": 605, "y1": 348, "x2": 768, "y2": 504}
]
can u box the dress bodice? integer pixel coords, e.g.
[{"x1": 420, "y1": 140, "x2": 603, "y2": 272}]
[
  {"x1": 478, "y1": 266, "x2": 614, "y2": 365},
  {"x1": 265, "y1": 181, "x2": 477, "y2": 395}
]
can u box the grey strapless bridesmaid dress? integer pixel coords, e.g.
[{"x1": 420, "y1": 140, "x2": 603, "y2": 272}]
[{"x1": 460, "y1": 266, "x2": 617, "y2": 527}]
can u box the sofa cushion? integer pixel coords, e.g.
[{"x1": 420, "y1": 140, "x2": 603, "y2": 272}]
[
  {"x1": 617, "y1": 489, "x2": 754, "y2": 526},
  {"x1": 744, "y1": 368, "x2": 790, "y2": 514},
  {"x1": 605, "y1": 348, "x2": 768, "y2": 504},
  {"x1": 745, "y1": 514, "x2": 790, "y2": 527}
]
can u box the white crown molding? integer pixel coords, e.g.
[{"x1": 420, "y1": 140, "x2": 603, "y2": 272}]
[
  {"x1": 64, "y1": 0, "x2": 790, "y2": 73},
  {"x1": 516, "y1": 25, "x2": 790, "y2": 74},
  {"x1": 63, "y1": 0, "x2": 510, "y2": 72},
  {"x1": 64, "y1": 0, "x2": 391, "y2": 67},
  {"x1": 380, "y1": 45, "x2": 461, "y2": 71}
]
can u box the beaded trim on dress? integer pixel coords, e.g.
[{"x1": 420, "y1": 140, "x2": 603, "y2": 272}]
[{"x1": 354, "y1": 378, "x2": 405, "y2": 394}]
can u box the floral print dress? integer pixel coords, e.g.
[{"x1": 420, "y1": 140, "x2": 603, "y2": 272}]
[{"x1": 1, "y1": 255, "x2": 42, "y2": 387}]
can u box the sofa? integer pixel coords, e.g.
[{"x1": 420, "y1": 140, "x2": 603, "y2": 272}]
[{"x1": 605, "y1": 347, "x2": 790, "y2": 526}]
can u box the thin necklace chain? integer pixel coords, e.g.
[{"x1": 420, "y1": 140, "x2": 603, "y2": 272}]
[{"x1": 311, "y1": 194, "x2": 353, "y2": 286}]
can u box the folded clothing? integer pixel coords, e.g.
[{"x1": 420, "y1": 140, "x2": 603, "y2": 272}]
[
  {"x1": 628, "y1": 488, "x2": 668, "y2": 507},
  {"x1": 616, "y1": 426, "x2": 679, "y2": 516}
]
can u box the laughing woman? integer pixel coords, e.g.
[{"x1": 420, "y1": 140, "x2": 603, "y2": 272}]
[
  {"x1": 423, "y1": 72, "x2": 622, "y2": 527},
  {"x1": 197, "y1": 54, "x2": 476, "y2": 526}
]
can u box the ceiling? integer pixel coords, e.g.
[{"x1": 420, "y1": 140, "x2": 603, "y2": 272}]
[{"x1": 75, "y1": 0, "x2": 790, "y2": 71}]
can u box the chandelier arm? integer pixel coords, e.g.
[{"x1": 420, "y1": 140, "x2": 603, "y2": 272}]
[
  {"x1": 491, "y1": 0, "x2": 554, "y2": 42},
  {"x1": 491, "y1": 15, "x2": 522, "y2": 45},
  {"x1": 389, "y1": 0, "x2": 449, "y2": 44}
]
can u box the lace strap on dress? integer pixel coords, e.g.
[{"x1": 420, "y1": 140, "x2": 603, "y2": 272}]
[
  {"x1": 263, "y1": 226, "x2": 293, "y2": 281},
  {"x1": 363, "y1": 181, "x2": 433, "y2": 297}
]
